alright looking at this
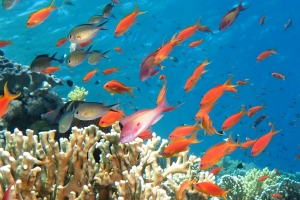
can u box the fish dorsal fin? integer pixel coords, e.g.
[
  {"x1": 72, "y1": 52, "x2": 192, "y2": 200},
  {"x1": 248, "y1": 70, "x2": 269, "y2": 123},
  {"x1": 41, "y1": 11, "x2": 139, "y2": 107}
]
[
  {"x1": 35, "y1": 54, "x2": 49, "y2": 59},
  {"x1": 28, "y1": 11, "x2": 38, "y2": 19}
]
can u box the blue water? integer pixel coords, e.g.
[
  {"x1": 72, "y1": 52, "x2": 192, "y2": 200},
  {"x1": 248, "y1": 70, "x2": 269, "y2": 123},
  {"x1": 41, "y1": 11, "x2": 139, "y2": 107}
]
[{"x1": 1, "y1": 0, "x2": 299, "y2": 173}]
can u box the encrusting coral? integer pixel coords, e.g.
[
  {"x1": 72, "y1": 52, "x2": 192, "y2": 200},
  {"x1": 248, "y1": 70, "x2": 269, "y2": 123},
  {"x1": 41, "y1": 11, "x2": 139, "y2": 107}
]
[
  {"x1": 0, "y1": 124, "x2": 204, "y2": 199},
  {"x1": 67, "y1": 86, "x2": 88, "y2": 101}
]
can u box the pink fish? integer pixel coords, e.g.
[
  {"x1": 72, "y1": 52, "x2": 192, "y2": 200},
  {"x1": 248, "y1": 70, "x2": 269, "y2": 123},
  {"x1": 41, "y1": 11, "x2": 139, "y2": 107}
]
[
  {"x1": 219, "y1": 0, "x2": 247, "y2": 31},
  {"x1": 120, "y1": 92, "x2": 177, "y2": 143},
  {"x1": 139, "y1": 49, "x2": 163, "y2": 81}
]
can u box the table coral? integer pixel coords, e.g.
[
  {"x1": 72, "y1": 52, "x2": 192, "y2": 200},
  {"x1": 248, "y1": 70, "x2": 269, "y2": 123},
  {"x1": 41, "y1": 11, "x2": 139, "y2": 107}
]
[{"x1": 0, "y1": 124, "x2": 200, "y2": 199}]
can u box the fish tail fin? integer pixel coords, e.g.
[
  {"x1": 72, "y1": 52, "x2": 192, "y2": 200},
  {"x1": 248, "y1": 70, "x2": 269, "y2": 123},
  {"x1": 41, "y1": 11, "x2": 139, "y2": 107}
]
[
  {"x1": 238, "y1": 0, "x2": 246, "y2": 11},
  {"x1": 157, "y1": 92, "x2": 180, "y2": 113},
  {"x1": 272, "y1": 48, "x2": 278, "y2": 54},
  {"x1": 222, "y1": 189, "x2": 230, "y2": 200},
  {"x1": 240, "y1": 105, "x2": 247, "y2": 115},
  {"x1": 195, "y1": 17, "x2": 202, "y2": 29},
  {"x1": 189, "y1": 132, "x2": 200, "y2": 144},
  {"x1": 86, "y1": 45, "x2": 93, "y2": 53},
  {"x1": 4, "y1": 82, "x2": 21, "y2": 101},
  {"x1": 203, "y1": 57, "x2": 211, "y2": 66},
  {"x1": 226, "y1": 133, "x2": 239, "y2": 146},
  {"x1": 128, "y1": 87, "x2": 135, "y2": 98},
  {"x1": 270, "y1": 123, "x2": 281, "y2": 135},
  {"x1": 224, "y1": 75, "x2": 237, "y2": 90},
  {"x1": 49, "y1": 0, "x2": 59, "y2": 10},
  {"x1": 134, "y1": 2, "x2": 147, "y2": 15},
  {"x1": 7, "y1": 39, "x2": 13, "y2": 45},
  {"x1": 97, "y1": 21, "x2": 109, "y2": 30}
]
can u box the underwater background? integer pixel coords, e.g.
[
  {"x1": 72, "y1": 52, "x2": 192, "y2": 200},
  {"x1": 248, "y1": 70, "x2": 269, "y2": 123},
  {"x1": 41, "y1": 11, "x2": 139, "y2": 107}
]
[{"x1": 1, "y1": 0, "x2": 299, "y2": 181}]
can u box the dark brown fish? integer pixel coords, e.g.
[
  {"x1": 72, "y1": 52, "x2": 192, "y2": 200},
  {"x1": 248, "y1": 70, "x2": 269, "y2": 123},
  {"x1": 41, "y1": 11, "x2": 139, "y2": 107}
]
[
  {"x1": 219, "y1": 0, "x2": 247, "y2": 31},
  {"x1": 252, "y1": 114, "x2": 266, "y2": 129}
]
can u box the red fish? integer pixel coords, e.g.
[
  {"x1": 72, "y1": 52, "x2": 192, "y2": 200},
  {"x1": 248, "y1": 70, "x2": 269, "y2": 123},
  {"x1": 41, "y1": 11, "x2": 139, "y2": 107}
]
[
  {"x1": 103, "y1": 80, "x2": 136, "y2": 97},
  {"x1": 41, "y1": 65, "x2": 61, "y2": 74},
  {"x1": 257, "y1": 175, "x2": 269, "y2": 181},
  {"x1": 194, "y1": 103, "x2": 214, "y2": 121},
  {"x1": 240, "y1": 138, "x2": 257, "y2": 149},
  {"x1": 251, "y1": 123, "x2": 281, "y2": 156},
  {"x1": 26, "y1": 0, "x2": 58, "y2": 28},
  {"x1": 154, "y1": 34, "x2": 181, "y2": 64},
  {"x1": 271, "y1": 72, "x2": 285, "y2": 80},
  {"x1": 248, "y1": 104, "x2": 265, "y2": 117},
  {"x1": 82, "y1": 68, "x2": 98, "y2": 82},
  {"x1": 200, "y1": 75, "x2": 236, "y2": 109},
  {"x1": 99, "y1": 110, "x2": 125, "y2": 127},
  {"x1": 114, "y1": 3, "x2": 146, "y2": 37},
  {"x1": 162, "y1": 132, "x2": 200, "y2": 158},
  {"x1": 209, "y1": 165, "x2": 224, "y2": 175},
  {"x1": 156, "y1": 80, "x2": 166, "y2": 105},
  {"x1": 0, "y1": 39, "x2": 13, "y2": 48},
  {"x1": 237, "y1": 79, "x2": 249, "y2": 86},
  {"x1": 200, "y1": 133, "x2": 239, "y2": 170},
  {"x1": 219, "y1": 0, "x2": 247, "y2": 31},
  {"x1": 114, "y1": 47, "x2": 123, "y2": 53},
  {"x1": 188, "y1": 39, "x2": 204, "y2": 48},
  {"x1": 56, "y1": 37, "x2": 68, "y2": 47},
  {"x1": 176, "y1": 18, "x2": 202, "y2": 43},
  {"x1": 195, "y1": 182, "x2": 229, "y2": 200},
  {"x1": 120, "y1": 91, "x2": 178, "y2": 143},
  {"x1": 256, "y1": 48, "x2": 277, "y2": 62},
  {"x1": 0, "y1": 82, "x2": 21, "y2": 118},
  {"x1": 140, "y1": 49, "x2": 163, "y2": 81},
  {"x1": 272, "y1": 193, "x2": 283, "y2": 200},
  {"x1": 2, "y1": 181, "x2": 16, "y2": 200},
  {"x1": 102, "y1": 67, "x2": 119, "y2": 75},
  {"x1": 222, "y1": 105, "x2": 247, "y2": 131},
  {"x1": 168, "y1": 122, "x2": 200, "y2": 140},
  {"x1": 200, "y1": 113, "x2": 219, "y2": 136},
  {"x1": 176, "y1": 179, "x2": 197, "y2": 200},
  {"x1": 260, "y1": 15, "x2": 266, "y2": 25}
]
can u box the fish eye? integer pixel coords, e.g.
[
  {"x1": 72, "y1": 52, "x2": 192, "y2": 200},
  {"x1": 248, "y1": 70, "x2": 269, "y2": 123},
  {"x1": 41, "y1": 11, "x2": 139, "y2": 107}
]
[
  {"x1": 68, "y1": 60, "x2": 71, "y2": 63},
  {"x1": 121, "y1": 136, "x2": 124, "y2": 138},
  {"x1": 141, "y1": 75, "x2": 145, "y2": 78},
  {"x1": 69, "y1": 35, "x2": 72, "y2": 39}
]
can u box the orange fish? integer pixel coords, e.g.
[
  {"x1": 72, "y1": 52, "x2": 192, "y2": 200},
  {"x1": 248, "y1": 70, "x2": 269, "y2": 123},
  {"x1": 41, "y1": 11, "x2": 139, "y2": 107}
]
[
  {"x1": 184, "y1": 75, "x2": 198, "y2": 92},
  {"x1": 154, "y1": 34, "x2": 181, "y2": 64},
  {"x1": 237, "y1": 79, "x2": 249, "y2": 86},
  {"x1": 0, "y1": 39, "x2": 13, "y2": 48},
  {"x1": 82, "y1": 68, "x2": 98, "y2": 82},
  {"x1": 209, "y1": 165, "x2": 224, "y2": 175},
  {"x1": 271, "y1": 72, "x2": 285, "y2": 80},
  {"x1": 222, "y1": 105, "x2": 247, "y2": 131},
  {"x1": 194, "y1": 103, "x2": 214, "y2": 120},
  {"x1": 200, "y1": 133, "x2": 239, "y2": 170},
  {"x1": 168, "y1": 122, "x2": 200, "y2": 140},
  {"x1": 188, "y1": 39, "x2": 204, "y2": 48},
  {"x1": 176, "y1": 179, "x2": 197, "y2": 200},
  {"x1": 55, "y1": 37, "x2": 68, "y2": 47},
  {"x1": 256, "y1": 48, "x2": 277, "y2": 62},
  {"x1": 200, "y1": 75, "x2": 236, "y2": 109},
  {"x1": 99, "y1": 110, "x2": 125, "y2": 127},
  {"x1": 251, "y1": 123, "x2": 281, "y2": 157},
  {"x1": 159, "y1": 74, "x2": 166, "y2": 81},
  {"x1": 260, "y1": 15, "x2": 266, "y2": 25},
  {"x1": 248, "y1": 104, "x2": 265, "y2": 117},
  {"x1": 192, "y1": 57, "x2": 211, "y2": 79},
  {"x1": 240, "y1": 138, "x2": 257, "y2": 149},
  {"x1": 226, "y1": 87, "x2": 238, "y2": 93},
  {"x1": 176, "y1": 18, "x2": 202, "y2": 43},
  {"x1": 162, "y1": 132, "x2": 200, "y2": 158},
  {"x1": 195, "y1": 182, "x2": 229, "y2": 200},
  {"x1": 41, "y1": 65, "x2": 61, "y2": 74},
  {"x1": 0, "y1": 82, "x2": 21, "y2": 118},
  {"x1": 104, "y1": 80, "x2": 135, "y2": 97},
  {"x1": 114, "y1": 47, "x2": 123, "y2": 53},
  {"x1": 272, "y1": 193, "x2": 283, "y2": 200},
  {"x1": 200, "y1": 113, "x2": 219, "y2": 136},
  {"x1": 26, "y1": 0, "x2": 58, "y2": 28},
  {"x1": 114, "y1": 3, "x2": 146, "y2": 37},
  {"x1": 102, "y1": 67, "x2": 120, "y2": 75},
  {"x1": 257, "y1": 175, "x2": 269, "y2": 181},
  {"x1": 219, "y1": 0, "x2": 247, "y2": 31}
]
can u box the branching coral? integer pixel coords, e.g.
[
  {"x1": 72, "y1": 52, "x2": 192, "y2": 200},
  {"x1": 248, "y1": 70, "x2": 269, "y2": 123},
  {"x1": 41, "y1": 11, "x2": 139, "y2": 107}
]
[
  {"x1": 67, "y1": 86, "x2": 88, "y2": 101},
  {"x1": 218, "y1": 175, "x2": 244, "y2": 200},
  {"x1": 0, "y1": 125, "x2": 200, "y2": 199}
]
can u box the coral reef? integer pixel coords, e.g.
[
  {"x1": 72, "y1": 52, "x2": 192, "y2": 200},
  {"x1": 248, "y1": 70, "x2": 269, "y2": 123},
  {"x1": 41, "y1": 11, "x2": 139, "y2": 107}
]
[
  {"x1": 242, "y1": 167, "x2": 280, "y2": 199},
  {"x1": 218, "y1": 175, "x2": 244, "y2": 200},
  {"x1": 0, "y1": 55, "x2": 63, "y2": 94},
  {"x1": 0, "y1": 124, "x2": 200, "y2": 199}
]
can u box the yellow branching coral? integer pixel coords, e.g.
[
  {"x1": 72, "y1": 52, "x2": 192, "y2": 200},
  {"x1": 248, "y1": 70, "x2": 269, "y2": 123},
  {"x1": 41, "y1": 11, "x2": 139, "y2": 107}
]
[{"x1": 67, "y1": 86, "x2": 88, "y2": 101}]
